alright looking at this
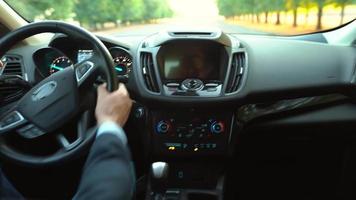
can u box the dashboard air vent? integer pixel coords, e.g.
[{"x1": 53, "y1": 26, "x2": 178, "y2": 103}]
[
  {"x1": 140, "y1": 52, "x2": 160, "y2": 92},
  {"x1": 168, "y1": 32, "x2": 216, "y2": 37},
  {"x1": 225, "y1": 52, "x2": 246, "y2": 93},
  {"x1": 0, "y1": 55, "x2": 26, "y2": 105},
  {"x1": 2, "y1": 55, "x2": 22, "y2": 76}
]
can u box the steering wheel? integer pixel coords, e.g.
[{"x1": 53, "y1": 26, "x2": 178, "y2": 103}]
[{"x1": 0, "y1": 21, "x2": 117, "y2": 166}]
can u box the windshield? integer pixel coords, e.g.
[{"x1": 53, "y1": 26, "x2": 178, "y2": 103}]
[{"x1": 4, "y1": 0, "x2": 356, "y2": 36}]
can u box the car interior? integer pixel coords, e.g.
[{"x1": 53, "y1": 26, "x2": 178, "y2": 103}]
[{"x1": 0, "y1": 0, "x2": 356, "y2": 199}]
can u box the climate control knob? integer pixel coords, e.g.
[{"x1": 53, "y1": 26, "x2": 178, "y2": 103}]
[
  {"x1": 156, "y1": 120, "x2": 171, "y2": 134},
  {"x1": 210, "y1": 121, "x2": 225, "y2": 134}
]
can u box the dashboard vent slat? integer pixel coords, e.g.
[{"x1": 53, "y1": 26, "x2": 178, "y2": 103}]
[
  {"x1": 168, "y1": 32, "x2": 217, "y2": 38},
  {"x1": 225, "y1": 52, "x2": 246, "y2": 93},
  {"x1": 2, "y1": 56, "x2": 23, "y2": 76},
  {"x1": 140, "y1": 52, "x2": 160, "y2": 93},
  {"x1": 171, "y1": 32, "x2": 213, "y2": 35},
  {"x1": 1, "y1": 55, "x2": 25, "y2": 105}
]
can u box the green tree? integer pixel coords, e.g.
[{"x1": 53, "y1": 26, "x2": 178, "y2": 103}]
[
  {"x1": 119, "y1": 0, "x2": 144, "y2": 23},
  {"x1": 287, "y1": 0, "x2": 302, "y2": 27},
  {"x1": 217, "y1": 0, "x2": 287, "y2": 24},
  {"x1": 312, "y1": 0, "x2": 329, "y2": 29},
  {"x1": 301, "y1": 0, "x2": 314, "y2": 24},
  {"x1": 157, "y1": 0, "x2": 173, "y2": 18},
  {"x1": 253, "y1": 0, "x2": 265, "y2": 23},
  {"x1": 6, "y1": 0, "x2": 73, "y2": 20},
  {"x1": 75, "y1": 0, "x2": 173, "y2": 28},
  {"x1": 261, "y1": 0, "x2": 275, "y2": 23},
  {"x1": 217, "y1": 0, "x2": 239, "y2": 18},
  {"x1": 271, "y1": 0, "x2": 287, "y2": 25},
  {"x1": 240, "y1": 0, "x2": 256, "y2": 22},
  {"x1": 46, "y1": 0, "x2": 74, "y2": 20},
  {"x1": 142, "y1": 0, "x2": 159, "y2": 21},
  {"x1": 231, "y1": 0, "x2": 259, "y2": 22},
  {"x1": 142, "y1": 0, "x2": 173, "y2": 22},
  {"x1": 75, "y1": 0, "x2": 112, "y2": 29},
  {"x1": 333, "y1": 0, "x2": 355, "y2": 24},
  {"x1": 104, "y1": 0, "x2": 124, "y2": 26}
]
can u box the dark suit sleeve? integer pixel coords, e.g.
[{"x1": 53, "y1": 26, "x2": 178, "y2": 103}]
[
  {"x1": 74, "y1": 133, "x2": 135, "y2": 200},
  {"x1": 0, "y1": 168, "x2": 25, "y2": 199}
]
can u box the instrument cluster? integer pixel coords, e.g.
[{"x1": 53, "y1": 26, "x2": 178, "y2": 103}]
[{"x1": 33, "y1": 46, "x2": 133, "y2": 80}]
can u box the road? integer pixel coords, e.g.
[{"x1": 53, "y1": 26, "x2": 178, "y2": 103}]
[{"x1": 110, "y1": 18, "x2": 265, "y2": 37}]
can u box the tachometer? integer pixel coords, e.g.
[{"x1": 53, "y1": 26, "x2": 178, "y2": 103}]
[
  {"x1": 113, "y1": 55, "x2": 132, "y2": 76},
  {"x1": 50, "y1": 56, "x2": 73, "y2": 74}
]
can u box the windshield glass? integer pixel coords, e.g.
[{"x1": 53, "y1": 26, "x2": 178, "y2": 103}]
[{"x1": 4, "y1": 0, "x2": 356, "y2": 36}]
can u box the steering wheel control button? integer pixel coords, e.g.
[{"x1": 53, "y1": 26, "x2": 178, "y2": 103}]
[
  {"x1": 210, "y1": 121, "x2": 225, "y2": 134},
  {"x1": 76, "y1": 61, "x2": 94, "y2": 82},
  {"x1": 17, "y1": 124, "x2": 45, "y2": 139},
  {"x1": 134, "y1": 107, "x2": 145, "y2": 119},
  {"x1": 156, "y1": 120, "x2": 171, "y2": 134},
  {"x1": 31, "y1": 81, "x2": 57, "y2": 101},
  {"x1": 0, "y1": 111, "x2": 25, "y2": 132},
  {"x1": 176, "y1": 126, "x2": 187, "y2": 138}
]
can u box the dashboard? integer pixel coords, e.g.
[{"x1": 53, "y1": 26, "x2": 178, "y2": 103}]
[
  {"x1": 2, "y1": 29, "x2": 355, "y2": 153},
  {"x1": 1, "y1": 24, "x2": 356, "y2": 199},
  {"x1": 2, "y1": 30, "x2": 355, "y2": 149}
]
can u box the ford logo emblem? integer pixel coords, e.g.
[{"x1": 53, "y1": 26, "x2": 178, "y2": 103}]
[{"x1": 32, "y1": 81, "x2": 57, "y2": 101}]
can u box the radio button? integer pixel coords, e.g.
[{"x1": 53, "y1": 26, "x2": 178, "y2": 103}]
[
  {"x1": 156, "y1": 120, "x2": 171, "y2": 134},
  {"x1": 210, "y1": 121, "x2": 225, "y2": 134}
]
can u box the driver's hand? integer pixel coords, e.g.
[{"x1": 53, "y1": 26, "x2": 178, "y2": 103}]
[{"x1": 95, "y1": 83, "x2": 132, "y2": 127}]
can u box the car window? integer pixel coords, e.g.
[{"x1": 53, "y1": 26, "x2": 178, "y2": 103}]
[{"x1": 4, "y1": 0, "x2": 356, "y2": 36}]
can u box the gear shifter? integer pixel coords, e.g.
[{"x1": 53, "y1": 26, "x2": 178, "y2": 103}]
[{"x1": 150, "y1": 162, "x2": 169, "y2": 199}]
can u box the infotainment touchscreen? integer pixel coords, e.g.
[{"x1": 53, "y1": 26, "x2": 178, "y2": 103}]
[{"x1": 157, "y1": 41, "x2": 223, "y2": 80}]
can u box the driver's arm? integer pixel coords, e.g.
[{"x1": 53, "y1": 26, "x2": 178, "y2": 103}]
[{"x1": 74, "y1": 83, "x2": 135, "y2": 200}]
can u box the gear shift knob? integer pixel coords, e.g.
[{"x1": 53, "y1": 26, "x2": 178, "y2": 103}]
[
  {"x1": 150, "y1": 162, "x2": 169, "y2": 195},
  {"x1": 151, "y1": 162, "x2": 169, "y2": 180}
]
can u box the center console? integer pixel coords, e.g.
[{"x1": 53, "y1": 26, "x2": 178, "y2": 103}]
[
  {"x1": 151, "y1": 110, "x2": 233, "y2": 156},
  {"x1": 145, "y1": 109, "x2": 235, "y2": 200},
  {"x1": 137, "y1": 31, "x2": 244, "y2": 200}
]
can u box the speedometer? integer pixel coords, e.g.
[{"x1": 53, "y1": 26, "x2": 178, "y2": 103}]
[
  {"x1": 109, "y1": 47, "x2": 133, "y2": 77},
  {"x1": 50, "y1": 56, "x2": 73, "y2": 74},
  {"x1": 113, "y1": 55, "x2": 132, "y2": 76}
]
